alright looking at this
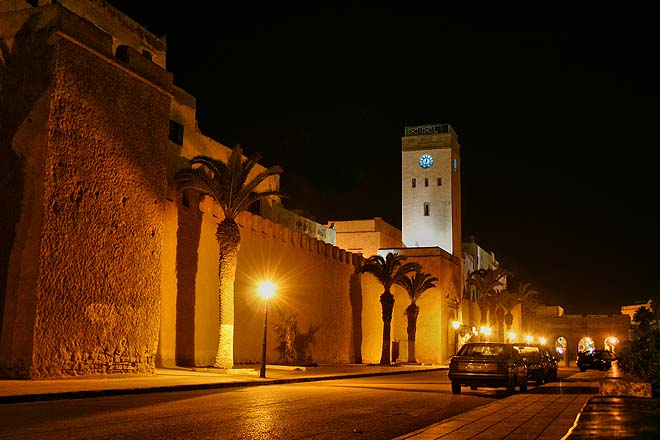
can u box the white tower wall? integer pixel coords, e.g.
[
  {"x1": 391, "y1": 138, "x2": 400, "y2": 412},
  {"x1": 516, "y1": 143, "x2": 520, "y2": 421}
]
[{"x1": 401, "y1": 124, "x2": 461, "y2": 256}]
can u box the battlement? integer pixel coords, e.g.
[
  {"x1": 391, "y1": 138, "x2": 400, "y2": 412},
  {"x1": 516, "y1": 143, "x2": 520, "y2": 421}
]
[{"x1": 237, "y1": 211, "x2": 360, "y2": 266}]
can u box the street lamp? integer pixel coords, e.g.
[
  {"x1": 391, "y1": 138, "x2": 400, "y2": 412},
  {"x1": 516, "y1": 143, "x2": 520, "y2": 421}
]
[
  {"x1": 258, "y1": 281, "x2": 276, "y2": 378},
  {"x1": 507, "y1": 331, "x2": 516, "y2": 343}
]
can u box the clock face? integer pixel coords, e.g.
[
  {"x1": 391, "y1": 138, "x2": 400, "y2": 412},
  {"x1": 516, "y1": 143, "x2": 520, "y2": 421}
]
[{"x1": 419, "y1": 154, "x2": 433, "y2": 169}]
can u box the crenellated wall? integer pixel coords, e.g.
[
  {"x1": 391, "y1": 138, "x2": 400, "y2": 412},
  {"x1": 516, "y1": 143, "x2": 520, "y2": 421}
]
[{"x1": 159, "y1": 192, "x2": 377, "y2": 367}]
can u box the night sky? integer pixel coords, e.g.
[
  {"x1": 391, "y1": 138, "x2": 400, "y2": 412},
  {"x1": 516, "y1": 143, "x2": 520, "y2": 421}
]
[{"x1": 105, "y1": 3, "x2": 659, "y2": 315}]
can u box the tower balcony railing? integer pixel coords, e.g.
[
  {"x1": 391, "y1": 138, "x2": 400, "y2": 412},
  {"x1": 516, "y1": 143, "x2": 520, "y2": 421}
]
[{"x1": 404, "y1": 123, "x2": 456, "y2": 137}]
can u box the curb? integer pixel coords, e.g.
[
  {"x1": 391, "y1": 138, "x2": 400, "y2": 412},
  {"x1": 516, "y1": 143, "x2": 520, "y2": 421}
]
[{"x1": 0, "y1": 366, "x2": 446, "y2": 404}]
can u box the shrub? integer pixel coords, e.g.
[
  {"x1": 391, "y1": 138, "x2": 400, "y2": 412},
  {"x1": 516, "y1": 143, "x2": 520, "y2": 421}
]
[{"x1": 617, "y1": 329, "x2": 660, "y2": 396}]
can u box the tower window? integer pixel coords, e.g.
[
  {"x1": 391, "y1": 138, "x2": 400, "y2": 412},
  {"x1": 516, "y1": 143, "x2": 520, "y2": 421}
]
[
  {"x1": 437, "y1": 177, "x2": 442, "y2": 186},
  {"x1": 424, "y1": 178, "x2": 429, "y2": 187},
  {"x1": 412, "y1": 178, "x2": 416, "y2": 188},
  {"x1": 423, "y1": 202, "x2": 430, "y2": 216},
  {"x1": 169, "y1": 120, "x2": 184, "y2": 145}
]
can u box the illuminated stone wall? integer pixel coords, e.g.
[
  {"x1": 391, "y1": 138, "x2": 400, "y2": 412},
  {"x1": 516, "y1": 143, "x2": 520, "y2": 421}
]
[
  {"x1": 0, "y1": 4, "x2": 172, "y2": 378},
  {"x1": 380, "y1": 247, "x2": 463, "y2": 364},
  {"x1": 160, "y1": 198, "x2": 370, "y2": 366},
  {"x1": 534, "y1": 314, "x2": 631, "y2": 362}
]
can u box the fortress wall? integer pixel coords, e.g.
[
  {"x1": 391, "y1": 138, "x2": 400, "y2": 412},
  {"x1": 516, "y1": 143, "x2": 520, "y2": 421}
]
[
  {"x1": 388, "y1": 248, "x2": 463, "y2": 364},
  {"x1": 233, "y1": 212, "x2": 360, "y2": 365},
  {"x1": 537, "y1": 314, "x2": 631, "y2": 361},
  {"x1": 0, "y1": 4, "x2": 172, "y2": 377},
  {"x1": 164, "y1": 195, "x2": 369, "y2": 367}
]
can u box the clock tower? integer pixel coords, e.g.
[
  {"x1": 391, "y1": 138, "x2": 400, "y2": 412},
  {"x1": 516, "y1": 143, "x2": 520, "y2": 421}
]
[{"x1": 401, "y1": 124, "x2": 461, "y2": 256}]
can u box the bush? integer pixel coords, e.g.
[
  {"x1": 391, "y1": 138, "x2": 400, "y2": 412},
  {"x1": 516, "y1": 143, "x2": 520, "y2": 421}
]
[{"x1": 617, "y1": 329, "x2": 660, "y2": 396}]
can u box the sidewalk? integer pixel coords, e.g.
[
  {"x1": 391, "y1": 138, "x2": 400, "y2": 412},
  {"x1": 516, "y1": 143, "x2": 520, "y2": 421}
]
[
  {"x1": 0, "y1": 363, "x2": 445, "y2": 404},
  {"x1": 1, "y1": 363, "x2": 657, "y2": 439},
  {"x1": 393, "y1": 368, "x2": 599, "y2": 440}
]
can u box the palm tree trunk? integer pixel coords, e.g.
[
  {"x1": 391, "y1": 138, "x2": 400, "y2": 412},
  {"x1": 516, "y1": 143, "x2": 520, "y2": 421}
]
[
  {"x1": 214, "y1": 218, "x2": 240, "y2": 368},
  {"x1": 380, "y1": 291, "x2": 395, "y2": 365},
  {"x1": 406, "y1": 304, "x2": 419, "y2": 364}
]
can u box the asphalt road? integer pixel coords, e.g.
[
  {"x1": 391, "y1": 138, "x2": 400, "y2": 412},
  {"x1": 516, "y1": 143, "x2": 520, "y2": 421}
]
[{"x1": 0, "y1": 370, "x2": 574, "y2": 440}]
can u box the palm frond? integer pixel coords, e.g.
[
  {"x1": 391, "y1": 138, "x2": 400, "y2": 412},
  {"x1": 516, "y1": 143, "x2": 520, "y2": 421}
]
[{"x1": 174, "y1": 145, "x2": 284, "y2": 221}]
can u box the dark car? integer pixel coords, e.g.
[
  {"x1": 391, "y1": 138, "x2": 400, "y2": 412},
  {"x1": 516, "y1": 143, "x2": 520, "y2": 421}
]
[
  {"x1": 449, "y1": 342, "x2": 528, "y2": 395},
  {"x1": 513, "y1": 343, "x2": 559, "y2": 384},
  {"x1": 577, "y1": 350, "x2": 615, "y2": 371}
]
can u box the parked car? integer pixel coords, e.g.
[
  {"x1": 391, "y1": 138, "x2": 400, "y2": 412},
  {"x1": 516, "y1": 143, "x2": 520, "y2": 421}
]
[
  {"x1": 449, "y1": 342, "x2": 528, "y2": 395},
  {"x1": 513, "y1": 343, "x2": 559, "y2": 384},
  {"x1": 577, "y1": 350, "x2": 615, "y2": 371}
]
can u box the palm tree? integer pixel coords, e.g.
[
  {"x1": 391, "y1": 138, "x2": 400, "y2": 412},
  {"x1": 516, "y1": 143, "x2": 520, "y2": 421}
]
[
  {"x1": 633, "y1": 306, "x2": 654, "y2": 336},
  {"x1": 356, "y1": 253, "x2": 420, "y2": 365},
  {"x1": 396, "y1": 271, "x2": 438, "y2": 363},
  {"x1": 467, "y1": 267, "x2": 509, "y2": 331},
  {"x1": 508, "y1": 281, "x2": 539, "y2": 336},
  {"x1": 497, "y1": 289, "x2": 521, "y2": 340},
  {"x1": 174, "y1": 145, "x2": 284, "y2": 368}
]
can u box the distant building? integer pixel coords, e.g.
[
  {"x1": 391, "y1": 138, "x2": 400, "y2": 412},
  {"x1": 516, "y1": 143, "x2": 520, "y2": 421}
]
[
  {"x1": 327, "y1": 217, "x2": 403, "y2": 257},
  {"x1": 621, "y1": 299, "x2": 653, "y2": 322}
]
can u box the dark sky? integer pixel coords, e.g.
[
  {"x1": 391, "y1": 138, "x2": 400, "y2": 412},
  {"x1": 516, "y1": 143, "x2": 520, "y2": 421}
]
[{"x1": 105, "y1": 3, "x2": 659, "y2": 315}]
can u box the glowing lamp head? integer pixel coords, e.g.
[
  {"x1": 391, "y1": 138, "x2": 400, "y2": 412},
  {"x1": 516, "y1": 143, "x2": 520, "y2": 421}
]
[
  {"x1": 258, "y1": 281, "x2": 276, "y2": 300},
  {"x1": 452, "y1": 321, "x2": 460, "y2": 330},
  {"x1": 480, "y1": 326, "x2": 492, "y2": 336},
  {"x1": 606, "y1": 336, "x2": 619, "y2": 345},
  {"x1": 507, "y1": 331, "x2": 516, "y2": 341},
  {"x1": 539, "y1": 337, "x2": 547, "y2": 345},
  {"x1": 525, "y1": 335, "x2": 534, "y2": 343}
]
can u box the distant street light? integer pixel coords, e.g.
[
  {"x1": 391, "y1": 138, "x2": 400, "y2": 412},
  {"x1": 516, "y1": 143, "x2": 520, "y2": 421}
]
[{"x1": 258, "y1": 281, "x2": 276, "y2": 378}]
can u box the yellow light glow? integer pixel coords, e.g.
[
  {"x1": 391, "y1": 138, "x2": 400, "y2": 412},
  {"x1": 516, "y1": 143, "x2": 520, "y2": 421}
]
[
  {"x1": 507, "y1": 331, "x2": 516, "y2": 341},
  {"x1": 480, "y1": 326, "x2": 492, "y2": 336},
  {"x1": 606, "y1": 336, "x2": 619, "y2": 345},
  {"x1": 452, "y1": 321, "x2": 460, "y2": 330},
  {"x1": 539, "y1": 337, "x2": 547, "y2": 345},
  {"x1": 525, "y1": 335, "x2": 534, "y2": 343},
  {"x1": 258, "y1": 281, "x2": 276, "y2": 299}
]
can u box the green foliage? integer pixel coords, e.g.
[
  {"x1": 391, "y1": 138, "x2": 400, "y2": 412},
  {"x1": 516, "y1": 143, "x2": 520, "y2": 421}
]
[
  {"x1": 617, "y1": 329, "x2": 660, "y2": 395},
  {"x1": 174, "y1": 145, "x2": 285, "y2": 220},
  {"x1": 396, "y1": 271, "x2": 438, "y2": 305},
  {"x1": 356, "y1": 253, "x2": 421, "y2": 292}
]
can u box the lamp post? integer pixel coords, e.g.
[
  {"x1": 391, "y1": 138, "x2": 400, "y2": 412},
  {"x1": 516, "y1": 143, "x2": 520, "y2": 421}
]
[{"x1": 258, "y1": 281, "x2": 276, "y2": 378}]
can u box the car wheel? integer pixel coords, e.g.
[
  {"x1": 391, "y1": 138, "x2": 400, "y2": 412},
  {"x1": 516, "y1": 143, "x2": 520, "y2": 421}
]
[
  {"x1": 506, "y1": 380, "x2": 515, "y2": 395},
  {"x1": 579, "y1": 367, "x2": 586, "y2": 372},
  {"x1": 451, "y1": 382, "x2": 461, "y2": 394},
  {"x1": 520, "y1": 382, "x2": 527, "y2": 392}
]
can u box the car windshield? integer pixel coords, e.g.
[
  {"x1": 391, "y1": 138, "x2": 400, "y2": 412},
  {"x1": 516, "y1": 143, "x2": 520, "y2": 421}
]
[{"x1": 457, "y1": 344, "x2": 506, "y2": 357}]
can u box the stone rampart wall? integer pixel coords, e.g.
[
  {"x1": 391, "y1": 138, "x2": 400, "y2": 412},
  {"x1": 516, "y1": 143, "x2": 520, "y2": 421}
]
[{"x1": 0, "y1": 4, "x2": 172, "y2": 378}]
